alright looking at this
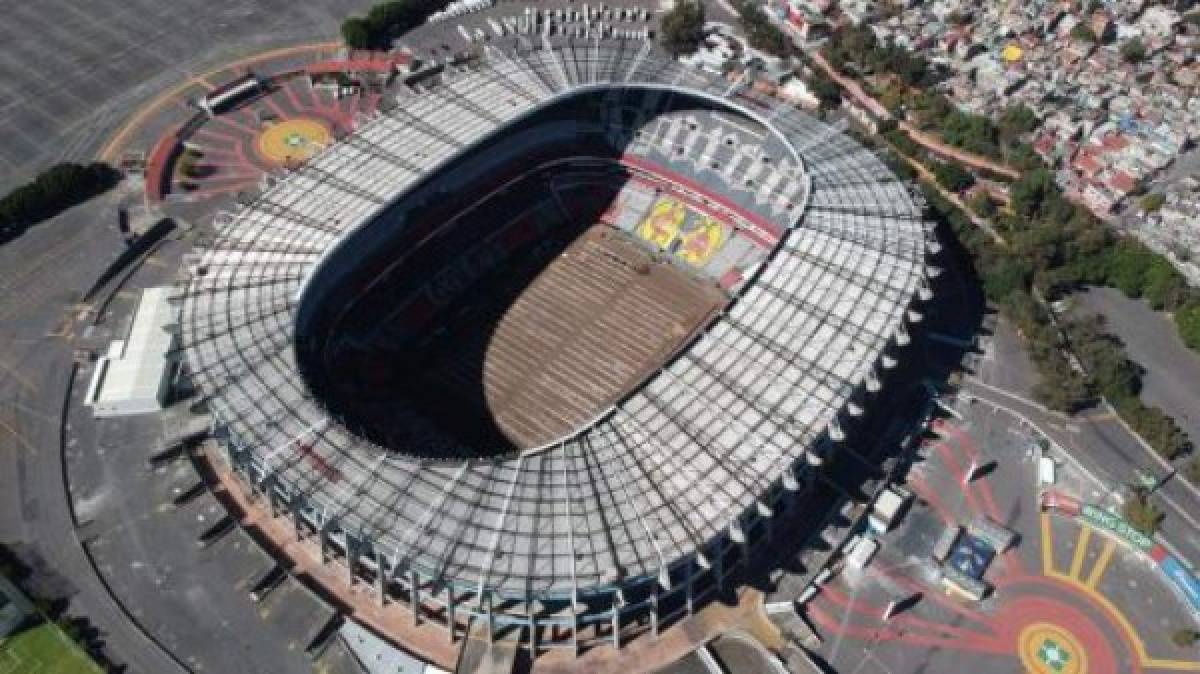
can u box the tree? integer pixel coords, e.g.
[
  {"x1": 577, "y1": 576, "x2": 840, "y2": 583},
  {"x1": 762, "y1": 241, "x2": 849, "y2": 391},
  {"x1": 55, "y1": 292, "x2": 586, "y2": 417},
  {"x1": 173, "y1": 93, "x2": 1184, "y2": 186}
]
[
  {"x1": 1010, "y1": 168, "x2": 1059, "y2": 219},
  {"x1": 341, "y1": 17, "x2": 372, "y2": 49},
  {"x1": 660, "y1": 0, "x2": 705, "y2": 56},
  {"x1": 911, "y1": 91, "x2": 954, "y2": 130},
  {"x1": 808, "y1": 71, "x2": 841, "y2": 110},
  {"x1": 1140, "y1": 192, "x2": 1166, "y2": 212},
  {"x1": 1141, "y1": 258, "x2": 1187, "y2": 310},
  {"x1": 1122, "y1": 489, "x2": 1164, "y2": 536},
  {"x1": 884, "y1": 128, "x2": 919, "y2": 156},
  {"x1": 997, "y1": 104, "x2": 1039, "y2": 145},
  {"x1": 735, "y1": 0, "x2": 791, "y2": 57},
  {"x1": 0, "y1": 163, "x2": 121, "y2": 243},
  {"x1": 969, "y1": 191, "x2": 997, "y2": 218},
  {"x1": 981, "y1": 256, "x2": 1032, "y2": 302},
  {"x1": 823, "y1": 23, "x2": 879, "y2": 72},
  {"x1": 342, "y1": 0, "x2": 451, "y2": 50},
  {"x1": 1033, "y1": 363, "x2": 1090, "y2": 413},
  {"x1": 932, "y1": 161, "x2": 975, "y2": 192},
  {"x1": 1176, "y1": 303, "x2": 1200, "y2": 351},
  {"x1": 940, "y1": 109, "x2": 999, "y2": 157},
  {"x1": 1120, "y1": 37, "x2": 1147, "y2": 64}
]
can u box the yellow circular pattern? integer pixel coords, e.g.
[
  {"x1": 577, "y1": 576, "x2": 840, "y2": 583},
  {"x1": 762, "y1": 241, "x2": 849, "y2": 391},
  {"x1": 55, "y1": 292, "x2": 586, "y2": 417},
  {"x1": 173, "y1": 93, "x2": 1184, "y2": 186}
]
[
  {"x1": 256, "y1": 118, "x2": 331, "y2": 165},
  {"x1": 1018, "y1": 623, "x2": 1087, "y2": 674}
]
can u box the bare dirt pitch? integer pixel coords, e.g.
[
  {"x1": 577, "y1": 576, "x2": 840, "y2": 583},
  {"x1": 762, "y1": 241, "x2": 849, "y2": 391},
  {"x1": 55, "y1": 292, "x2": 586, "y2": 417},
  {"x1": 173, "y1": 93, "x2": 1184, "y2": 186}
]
[{"x1": 419, "y1": 224, "x2": 727, "y2": 450}]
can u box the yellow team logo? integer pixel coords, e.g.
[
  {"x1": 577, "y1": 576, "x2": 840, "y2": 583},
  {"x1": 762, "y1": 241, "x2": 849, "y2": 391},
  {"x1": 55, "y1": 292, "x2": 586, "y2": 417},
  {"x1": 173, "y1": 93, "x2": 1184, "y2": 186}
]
[
  {"x1": 637, "y1": 199, "x2": 686, "y2": 250},
  {"x1": 677, "y1": 217, "x2": 727, "y2": 266}
]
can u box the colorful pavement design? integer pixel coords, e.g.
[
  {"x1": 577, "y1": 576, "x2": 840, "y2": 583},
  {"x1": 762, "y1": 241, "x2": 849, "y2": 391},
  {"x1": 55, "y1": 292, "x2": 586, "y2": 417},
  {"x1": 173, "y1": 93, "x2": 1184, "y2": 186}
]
[
  {"x1": 806, "y1": 420, "x2": 1200, "y2": 674},
  {"x1": 171, "y1": 74, "x2": 379, "y2": 201},
  {"x1": 255, "y1": 117, "x2": 332, "y2": 165}
]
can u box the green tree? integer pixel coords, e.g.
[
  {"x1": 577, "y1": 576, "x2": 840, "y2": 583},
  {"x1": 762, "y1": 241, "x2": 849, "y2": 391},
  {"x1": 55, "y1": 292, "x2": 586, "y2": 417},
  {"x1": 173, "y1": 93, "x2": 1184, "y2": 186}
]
[
  {"x1": 1142, "y1": 258, "x2": 1187, "y2": 310},
  {"x1": 941, "y1": 110, "x2": 999, "y2": 157},
  {"x1": 997, "y1": 104, "x2": 1039, "y2": 144},
  {"x1": 1010, "y1": 168, "x2": 1059, "y2": 219},
  {"x1": 1122, "y1": 489, "x2": 1164, "y2": 536},
  {"x1": 808, "y1": 71, "x2": 842, "y2": 110},
  {"x1": 341, "y1": 17, "x2": 373, "y2": 49},
  {"x1": 1120, "y1": 37, "x2": 1147, "y2": 64},
  {"x1": 823, "y1": 23, "x2": 879, "y2": 72},
  {"x1": 1032, "y1": 360, "x2": 1091, "y2": 413},
  {"x1": 0, "y1": 163, "x2": 121, "y2": 243},
  {"x1": 1140, "y1": 192, "x2": 1166, "y2": 212},
  {"x1": 932, "y1": 161, "x2": 975, "y2": 192},
  {"x1": 735, "y1": 0, "x2": 791, "y2": 57},
  {"x1": 910, "y1": 91, "x2": 954, "y2": 130},
  {"x1": 1176, "y1": 303, "x2": 1200, "y2": 351},
  {"x1": 660, "y1": 0, "x2": 706, "y2": 56},
  {"x1": 981, "y1": 256, "x2": 1032, "y2": 302},
  {"x1": 968, "y1": 191, "x2": 997, "y2": 218}
]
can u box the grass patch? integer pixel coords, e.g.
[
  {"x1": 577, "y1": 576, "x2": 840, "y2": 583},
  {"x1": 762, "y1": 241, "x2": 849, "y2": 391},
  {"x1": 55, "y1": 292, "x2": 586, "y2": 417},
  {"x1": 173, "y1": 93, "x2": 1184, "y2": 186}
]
[{"x1": 0, "y1": 620, "x2": 103, "y2": 674}]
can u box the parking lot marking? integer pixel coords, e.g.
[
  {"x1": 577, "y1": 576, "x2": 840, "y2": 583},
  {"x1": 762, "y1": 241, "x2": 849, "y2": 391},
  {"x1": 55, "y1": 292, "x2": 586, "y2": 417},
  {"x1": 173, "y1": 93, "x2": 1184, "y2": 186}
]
[
  {"x1": 0, "y1": 415, "x2": 37, "y2": 455},
  {"x1": 0, "y1": 356, "x2": 37, "y2": 393},
  {"x1": 1068, "y1": 525, "x2": 1091, "y2": 581},
  {"x1": 1084, "y1": 539, "x2": 1116, "y2": 589}
]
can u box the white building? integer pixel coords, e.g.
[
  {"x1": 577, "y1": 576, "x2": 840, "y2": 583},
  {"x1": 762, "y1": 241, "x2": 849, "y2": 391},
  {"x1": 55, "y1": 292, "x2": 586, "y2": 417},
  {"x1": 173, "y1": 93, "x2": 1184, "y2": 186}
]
[{"x1": 86, "y1": 287, "x2": 179, "y2": 417}]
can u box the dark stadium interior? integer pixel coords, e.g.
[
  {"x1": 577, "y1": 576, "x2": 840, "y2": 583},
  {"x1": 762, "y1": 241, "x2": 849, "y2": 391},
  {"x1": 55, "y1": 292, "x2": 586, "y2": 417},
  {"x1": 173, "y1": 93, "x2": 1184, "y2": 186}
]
[{"x1": 294, "y1": 88, "x2": 752, "y2": 458}]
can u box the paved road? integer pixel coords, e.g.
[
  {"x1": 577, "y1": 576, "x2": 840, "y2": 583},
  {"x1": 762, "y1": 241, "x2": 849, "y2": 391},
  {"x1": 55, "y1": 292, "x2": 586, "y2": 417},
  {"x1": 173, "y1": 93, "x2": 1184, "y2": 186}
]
[
  {"x1": 966, "y1": 325, "x2": 1200, "y2": 566},
  {"x1": 0, "y1": 0, "x2": 375, "y2": 191}
]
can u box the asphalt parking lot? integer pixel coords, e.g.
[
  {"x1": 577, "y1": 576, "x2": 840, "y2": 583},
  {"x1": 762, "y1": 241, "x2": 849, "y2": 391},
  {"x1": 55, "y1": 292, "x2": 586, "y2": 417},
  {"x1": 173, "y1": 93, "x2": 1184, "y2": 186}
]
[
  {"x1": 0, "y1": 0, "x2": 376, "y2": 191},
  {"x1": 61, "y1": 233, "x2": 364, "y2": 674},
  {"x1": 1068, "y1": 286, "x2": 1200, "y2": 454}
]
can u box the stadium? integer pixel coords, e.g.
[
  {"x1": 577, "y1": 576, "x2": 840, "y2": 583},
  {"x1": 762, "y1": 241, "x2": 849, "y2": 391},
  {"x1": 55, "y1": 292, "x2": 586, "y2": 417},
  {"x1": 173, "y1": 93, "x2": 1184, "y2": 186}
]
[{"x1": 177, "y1": 40, "x2": 937, "y2": 654}]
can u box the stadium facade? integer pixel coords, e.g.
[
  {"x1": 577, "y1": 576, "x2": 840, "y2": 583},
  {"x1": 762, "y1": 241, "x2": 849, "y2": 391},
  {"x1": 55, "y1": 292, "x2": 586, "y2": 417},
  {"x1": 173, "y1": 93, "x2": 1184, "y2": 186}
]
[{"x1": 178, "y1": 40, "x2": 938, "y2": 652}]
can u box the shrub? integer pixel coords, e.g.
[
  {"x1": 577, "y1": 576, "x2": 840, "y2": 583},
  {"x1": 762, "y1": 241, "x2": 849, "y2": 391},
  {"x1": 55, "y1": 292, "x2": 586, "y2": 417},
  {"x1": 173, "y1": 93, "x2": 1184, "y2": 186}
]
[{"x1": 1122, "y1": 490, "x2": 1164, "y2": 536}]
